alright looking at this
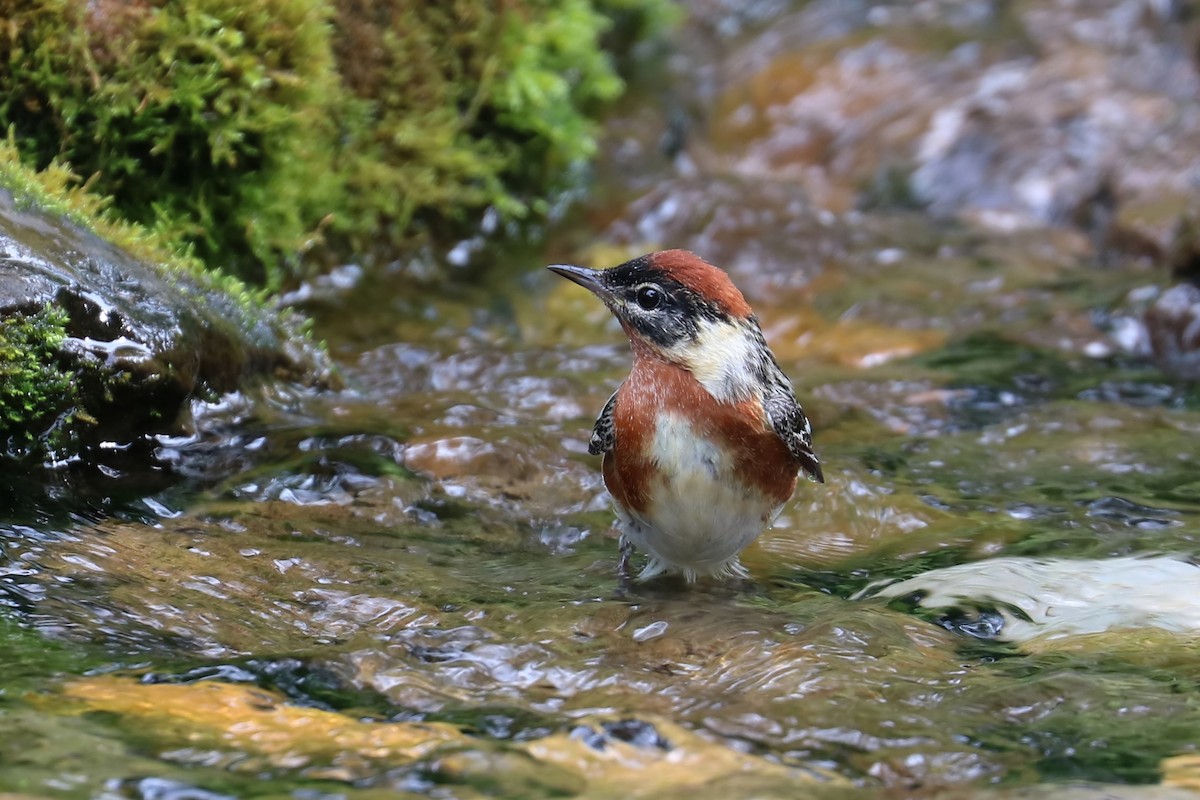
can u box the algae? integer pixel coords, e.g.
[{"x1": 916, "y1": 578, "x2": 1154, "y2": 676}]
[{"x1": 0, "y1": 612, "x2": 92, "y2": 695}]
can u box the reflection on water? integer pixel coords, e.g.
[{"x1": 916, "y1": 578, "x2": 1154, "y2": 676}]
[{"x1": 5, "y1": 1, "x2": 1200, "y2": 798}]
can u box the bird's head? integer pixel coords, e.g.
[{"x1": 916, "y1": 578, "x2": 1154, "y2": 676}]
[{"x1": 549, "y1": 250, "x2": 766, "y2": 400}]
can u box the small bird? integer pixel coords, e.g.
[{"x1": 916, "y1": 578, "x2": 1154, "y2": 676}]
[{"x1": 549, "y1": 250, "x2": 824, "y2": 581}]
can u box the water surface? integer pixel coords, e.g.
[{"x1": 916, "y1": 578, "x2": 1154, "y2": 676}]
[{"x1": 5, "y1": 3, "x2": 1200, "y2": 798}]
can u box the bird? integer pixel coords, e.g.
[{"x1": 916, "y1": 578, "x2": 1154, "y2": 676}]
[{"x1": 548, "y1": 249, "x2": 824, "y2": 582}]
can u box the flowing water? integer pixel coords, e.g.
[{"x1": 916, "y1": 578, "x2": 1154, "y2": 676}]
[{"x1": 5, "y1": 3, "x2": 1200, "y2": 799}]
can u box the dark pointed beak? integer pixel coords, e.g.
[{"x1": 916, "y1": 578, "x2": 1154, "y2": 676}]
[{"x1": 547, "y1": 264, "x2": 612, "y2": 300}]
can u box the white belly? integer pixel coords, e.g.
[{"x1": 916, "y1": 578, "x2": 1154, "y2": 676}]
[{"x1": 617, "y1": 413, "x2": 781, "y2": 580}]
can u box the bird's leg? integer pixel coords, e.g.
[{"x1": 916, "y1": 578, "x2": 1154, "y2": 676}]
[{"x1": 616, "y1": 535, "x2": 635, "y2": 579}]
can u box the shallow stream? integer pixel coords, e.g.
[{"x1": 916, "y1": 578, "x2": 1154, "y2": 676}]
[{"x1": 5, "y1": 3, "x2": 1200, "y2": 798}]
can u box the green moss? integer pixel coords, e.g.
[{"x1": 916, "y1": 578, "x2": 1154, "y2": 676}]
[
  {"x1": 0, "y1": 304, "x2": 76, "y2": 457},
  {"x1": 329, "y1": 0, "x2": 631, "y2": 249},
  {"x1": 0, "y1": 0, "x2": 672, "y2": 288},
  {"x1": 0, "y1": 0, "x2": 344, "y2": 288}
]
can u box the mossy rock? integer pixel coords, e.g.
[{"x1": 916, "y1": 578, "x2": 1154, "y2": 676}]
[{"x1": 0, "y1": 149, "x2": 332, "y2": 475}]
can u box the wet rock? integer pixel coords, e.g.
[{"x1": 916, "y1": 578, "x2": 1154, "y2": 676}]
[
  {"x1": 403, "y1": 437, "x2": 532, "y2": 482},
  {"x1": 15, "y1": 509, "x2": 452, "y2": 658},
  {"x1": 663, "y1": 1, "x2": 989, "y2": 215},
  {"x1": 340, "y1": 341, "x2": 612, "y2": 515},
  {"x1": 45, "y1": 672, "x2": 840, "y2": 797},
  {"x1": 1098, "y1": 269, "x2": 1200, "y2": 381},
  {"x1": 55, "y1": 676, "x2": 466, "y2": 778},
  {"x1": 719, "y1": 39, "x2": 967, "y2": 214},
  {"x1": 860, "y1": 555, "x2": 1200, "y2": 643},
  {"x1": 399, "y1": 433, "x2": 603, "y2": 518},
  {"x1": 0, "y1": 188, "x2": 332, "y2": 475},
  {"x1": 524, "y1": 715, "x2": 843, "y2": 798}
]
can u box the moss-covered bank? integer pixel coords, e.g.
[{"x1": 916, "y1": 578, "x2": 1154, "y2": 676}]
[{"x1": 0, "y1": 0, "x2": 673, "y2": 288}]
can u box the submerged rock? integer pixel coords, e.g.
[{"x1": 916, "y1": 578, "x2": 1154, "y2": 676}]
[
  {"x1": 859, "y1": 555, "x2": 1200, "y2": 643},
  {"x1": 57, "y1": 676, "x2": 465, "y2": 777},
  {"x1": 0, "y1": 186, "x2": 332, "y2": 484}
]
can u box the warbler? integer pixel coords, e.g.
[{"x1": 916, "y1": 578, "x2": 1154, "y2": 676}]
[{"x1": 549, "y1": 250, "x2": 823, "y2": 581}]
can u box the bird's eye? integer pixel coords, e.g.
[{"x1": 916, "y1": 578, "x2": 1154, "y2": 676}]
[{"x1": 635, "y1": 285, "x2": 663, "y2": 310}]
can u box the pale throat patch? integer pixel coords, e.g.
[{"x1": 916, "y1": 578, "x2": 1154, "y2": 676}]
[{"x1": 664, "y1": 318, "x2": 761, "y2": 402}]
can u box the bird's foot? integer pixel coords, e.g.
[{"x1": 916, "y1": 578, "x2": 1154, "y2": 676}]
[{"x1": 717, "y1": 557, "x2": 750, "y2": 580}]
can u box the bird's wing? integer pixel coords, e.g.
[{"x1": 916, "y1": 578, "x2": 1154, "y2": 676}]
[
  {"x1": 761, "y1": 355, "x2": 824, "y2": 483},
  {"x1": 589, "y1": 388, "x2": 619, "y2": 456}
]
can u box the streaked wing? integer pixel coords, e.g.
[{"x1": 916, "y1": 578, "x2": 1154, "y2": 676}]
[
  {"x1": 589, "y1": 388, "x2": 619, "y2": 456},
  {"x1": 761, "y1": 355, "x2": 824, "y2": 483}
]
